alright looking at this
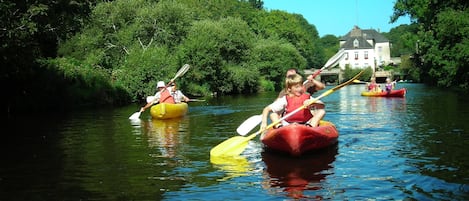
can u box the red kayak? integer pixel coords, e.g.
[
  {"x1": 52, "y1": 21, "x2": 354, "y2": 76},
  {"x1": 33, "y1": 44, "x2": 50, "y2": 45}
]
[
  {"x1": 261, "y1": 121, "x2": 339, "y2": 156},
  {"x1": 361, "y1": 88, "x2": 406, "y2": 97}
]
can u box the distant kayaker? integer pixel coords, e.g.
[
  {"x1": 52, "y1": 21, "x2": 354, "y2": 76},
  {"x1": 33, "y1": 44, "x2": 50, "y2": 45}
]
[
  {"x1": 366, "y1": 77, "x2": 381, "y2": 92},
  {"x1": 261, "y1": 74, "x2": 326, "y2": 130},
  {"x1": 140, "y1": 81, "x2": 176, "y2": 112},
  {"x1": 384, "y1": 78, "x2": 396, "y2": 94},
  {"x1": 170, "y1": 82, "x2": 190, "y2": 103}
]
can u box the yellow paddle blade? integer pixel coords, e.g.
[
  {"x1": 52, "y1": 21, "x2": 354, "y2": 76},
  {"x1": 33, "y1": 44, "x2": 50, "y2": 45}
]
[{"x1": 210, "y1": 136, "x2": 251, "y2": 157}]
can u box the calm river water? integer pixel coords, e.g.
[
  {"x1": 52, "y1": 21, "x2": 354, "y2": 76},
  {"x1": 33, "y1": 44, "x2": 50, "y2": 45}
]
[{"x1": 1, "y1": 83, "x2": 469, "y2": 200}]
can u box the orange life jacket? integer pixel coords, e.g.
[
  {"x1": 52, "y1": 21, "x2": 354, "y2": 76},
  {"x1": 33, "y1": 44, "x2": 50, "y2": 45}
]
[
  {"x1": 284, "y1": 93, "x2": 313, "y2": 123},
  {"x1": 159, "y1": 88, "x2": 175, "y2": 104}
]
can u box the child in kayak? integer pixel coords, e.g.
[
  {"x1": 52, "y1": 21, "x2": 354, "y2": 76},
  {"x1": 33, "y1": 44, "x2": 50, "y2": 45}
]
[
  {"x1": 384, "y1": 78, "x2": 396, "y2": 94},
  {"x1": 366, "y1": 77, "x2": 381, "y2": 92},
  {"x1": 277, "y1": 68, "x2": 325, "y2": 98},
  {"x1": 260, "y1": 74, "x2": 325, "y2": 131}
]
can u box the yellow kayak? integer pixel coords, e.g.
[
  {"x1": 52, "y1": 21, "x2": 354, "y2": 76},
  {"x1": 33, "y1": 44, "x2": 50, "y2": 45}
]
[{"x1": 150, "y1": 103, "x2": 188, "y2": 119}]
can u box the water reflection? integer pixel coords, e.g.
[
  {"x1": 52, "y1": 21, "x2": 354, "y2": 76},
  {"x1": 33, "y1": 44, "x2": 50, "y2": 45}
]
[
  {"x1": 140, "y1": 118, "x2": 190, "y2": 158},
  {"x1": 261, "y1": 145, "x2": 338, "y2": 199},
  {"x1": 210, "y1": 155, "x2": 251, "y2": 181}
]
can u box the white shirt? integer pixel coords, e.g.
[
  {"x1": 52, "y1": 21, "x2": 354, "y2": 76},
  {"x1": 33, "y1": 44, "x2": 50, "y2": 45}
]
[{"x1": 171, "y1": 90, "x2": 187, "y2": 103}]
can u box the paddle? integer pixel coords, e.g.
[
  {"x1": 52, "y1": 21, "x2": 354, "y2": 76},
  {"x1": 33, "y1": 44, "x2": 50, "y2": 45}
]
[
  {"x1": 129, "y1": 64, "x2": 191, "y2": 120},
  {"x1": 235, "y1": 49, "x2": 346, "y2": 135},
  {"x1": 236, "y1": 115, "x2": 262, "y2": 135},
  {"x1": 311, "y1": 48, "x2": 345, "y2": 78},
  {"x1": 145, "y1": 97, "x2": 203, "y2": 103},
  {"x1": 210, "y1": 70, "x2": 364, "y2": 157},
  {"x1": 188, "y1": 99, "x2": 205, "y2": 102}
]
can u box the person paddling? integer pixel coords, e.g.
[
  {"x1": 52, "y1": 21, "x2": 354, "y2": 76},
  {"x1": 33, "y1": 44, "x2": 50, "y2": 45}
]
[
  {"x1": 384, "y1": 78, "x2": 396, "y2": 94},
  {"x1": 140, "y1": 81, "x2": 175, "y2": 112},
  {"x1": 260, "y1": 74, "x2": 326, "y2": 133}
]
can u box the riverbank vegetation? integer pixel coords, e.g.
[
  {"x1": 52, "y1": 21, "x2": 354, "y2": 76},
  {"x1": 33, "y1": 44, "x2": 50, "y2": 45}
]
[
  {"x1": 2, "y1": 0, "x2": 468, "y2": 116},
  {"x1": 391, "y1": 0, "x2": 469, "y2": 90}
]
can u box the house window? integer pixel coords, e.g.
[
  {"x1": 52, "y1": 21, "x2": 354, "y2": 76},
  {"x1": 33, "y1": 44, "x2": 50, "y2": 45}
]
[
  {"x1": 345, "y1": 52, "x2": 349, "y2": 60},
  {"x1": 353, "y1": 39, "x2": 359, "y2": 48},
  {"x1": 354, "y1": 51, "x2": 359, "y2": 60},
  {"x1": 364, "y1": 51, "x2": 368, "y2": 59},
  {"x1": 378, "y1": 46, "x2": 382, "y2": 52}
]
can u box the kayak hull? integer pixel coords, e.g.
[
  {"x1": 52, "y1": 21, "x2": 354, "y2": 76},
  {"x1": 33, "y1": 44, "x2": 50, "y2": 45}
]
[
  {"x1": 261, "y1": 121, "x2": 339, "y2": 156},
  {"x1": 361, "y1": 88, "x2": 406, "y2": 97},
  {"x1": 150, "y1": 103, "x2": 188, "y2": 119}
]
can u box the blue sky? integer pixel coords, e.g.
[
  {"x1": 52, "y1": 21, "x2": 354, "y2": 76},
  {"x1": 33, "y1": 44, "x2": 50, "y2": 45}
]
[{"x1": 262, "y1": 0, "x2": 411, "y2": 37}]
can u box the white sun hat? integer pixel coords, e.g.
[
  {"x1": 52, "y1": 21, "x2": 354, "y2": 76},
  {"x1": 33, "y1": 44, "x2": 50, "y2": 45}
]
[{"x1": 157, "y1": 81, "x2": 165, "y2": 88}]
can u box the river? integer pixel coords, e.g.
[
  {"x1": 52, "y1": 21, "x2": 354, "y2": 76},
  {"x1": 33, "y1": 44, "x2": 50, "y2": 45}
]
[{"x1": 1, "y1": 83, "x2": 468, "y2": 200}]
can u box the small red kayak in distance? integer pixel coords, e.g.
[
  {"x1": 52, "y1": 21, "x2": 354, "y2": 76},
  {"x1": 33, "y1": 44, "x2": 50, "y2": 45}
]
[
  {"x1": 261, "y1": 121, "x2": 339, "y2": 156},
  {"x1": 361, "y1": 88, "x2": 406, "y2": 97}
]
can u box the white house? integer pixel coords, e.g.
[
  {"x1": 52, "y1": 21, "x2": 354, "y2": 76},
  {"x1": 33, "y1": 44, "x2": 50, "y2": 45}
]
[{"x1": 338, "y1": 26, "x2": 392, "y2": 71}]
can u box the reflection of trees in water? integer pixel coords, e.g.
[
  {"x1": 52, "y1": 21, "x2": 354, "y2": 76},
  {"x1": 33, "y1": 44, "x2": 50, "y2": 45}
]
[
  {"x1": 261, "y1": 145, "x2": 338, "y2": 199},
  {"x1": 140, "y1": 117, "x2": 190, "y2": 158}
]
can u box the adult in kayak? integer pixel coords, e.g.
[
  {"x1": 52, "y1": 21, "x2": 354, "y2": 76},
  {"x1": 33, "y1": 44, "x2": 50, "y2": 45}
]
[
  {"x1": 140, "y1": 81, "x2": 175, "y2": 113},
  {"x1": 170, "y1": 82, "x2": 190, "y2": 103},
  {"x1": 260, "y1": 74, "x2": 326, "y2": 131}
]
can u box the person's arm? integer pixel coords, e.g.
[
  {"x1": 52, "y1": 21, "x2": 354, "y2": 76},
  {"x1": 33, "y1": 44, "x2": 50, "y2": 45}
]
[
  {"x1": 260, "y1": 105, "x2": 272, "y2": 131},
  {"x1": 140, "y1": 92, "x2": 160, "y2": 112},
  {"x1": 178, "y1": 91, "x2": 190, "y2": 102},
  {"x1": 311, "y1": 78, "x2": 325, "y2": 91}
]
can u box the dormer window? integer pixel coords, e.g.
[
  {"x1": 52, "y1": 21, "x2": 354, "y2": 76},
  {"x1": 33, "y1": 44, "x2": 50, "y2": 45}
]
[{"x1": 353, "y1": 39, "x2": 359, "y2": 48}]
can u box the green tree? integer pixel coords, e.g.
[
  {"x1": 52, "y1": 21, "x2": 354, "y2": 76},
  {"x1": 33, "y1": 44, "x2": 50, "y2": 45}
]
[
  {"x1": 392, "y1": 0, "x2": 469, "y2": 90},
  {"x1": 1, "y1": 0, "x2": 98, "y2": 115},
  {"x1": 177, "y1": 17, "x2": 256, "y2": 95},
  {"x1": 319, "y1": 34, "x2": 340, "y2": 64},
  {"x1": 251, "y1": 10, "x2": 322, "y2": 69},
  {"x1": 383, "y1": 24, "x2": 420, "y2": 57},
  {"x1": 246, "y1": 38, "x2": 307, "y2": 91}
]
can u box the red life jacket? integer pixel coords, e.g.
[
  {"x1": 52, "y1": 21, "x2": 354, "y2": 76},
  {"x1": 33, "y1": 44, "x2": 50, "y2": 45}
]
[
  {"x1": 368, "y1": 83, "x2": 377, "y2": 91},
  {"x1": 284, "y1": 93, "x2": 313, "y2": 123},
  {"x1": 159, "y1": 88, "x2": 175, "y2": 104}
]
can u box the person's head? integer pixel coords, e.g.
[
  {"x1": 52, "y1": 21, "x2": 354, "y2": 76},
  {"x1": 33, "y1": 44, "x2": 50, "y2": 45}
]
[
  {"x1": 285, "y1": 74, "x2": 304, "y2": 96},
  {"x1": 370, "y1": 77, "x2": 376, "y2": 83},
  {"x1": 157, "y1": 81, "x2": 165, "y2": 90},
  {"x1": 386, "y1": 78, "x2": 391, "y2": 83},
  {"x1": 285, "y1": 68, "x2": 298, "y2": 77}
]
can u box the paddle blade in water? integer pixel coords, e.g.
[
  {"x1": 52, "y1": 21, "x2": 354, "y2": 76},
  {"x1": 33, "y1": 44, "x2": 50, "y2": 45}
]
[
  {"x1": 236, "y1": 115, "x2": 262, "y2": 136},
  {"x1": 129, "y1": 111, "x2": 141, "y2": 120},
  {"x1": 210, "y1": 136, "x2": 250, "y2": 157}
]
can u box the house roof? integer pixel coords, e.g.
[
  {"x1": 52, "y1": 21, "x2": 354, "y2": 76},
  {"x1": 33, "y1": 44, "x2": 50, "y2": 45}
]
[
  {"x1": 341, "y1": 37, "x2": 373, "y2": 49},
  {"x1": 339, "y1": 26, "x2": 389, "y2": 50}
]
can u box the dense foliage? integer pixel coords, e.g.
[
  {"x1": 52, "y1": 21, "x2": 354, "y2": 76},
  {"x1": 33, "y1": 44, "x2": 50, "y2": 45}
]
[
  {"x1": 2, "y1": 0, "x2": 325, "y2": 115},
  {"x1": 392, "y1": 0, "x2": 469, "y2": 90},
  {"x1": 53, "y1": 0, "x2": 324, "y2": 101}
]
